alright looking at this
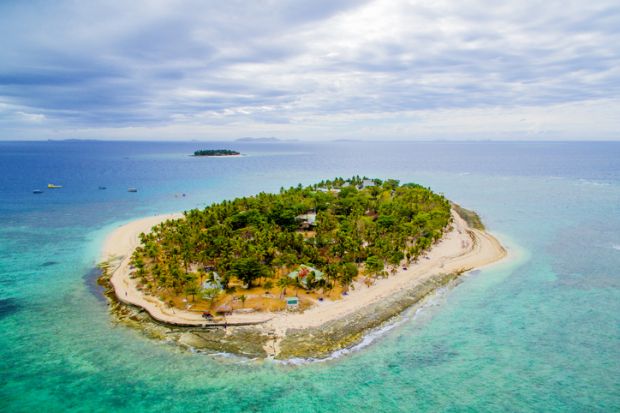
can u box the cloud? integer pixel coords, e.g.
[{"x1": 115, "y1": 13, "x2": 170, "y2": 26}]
[
  {"x1": 16, "y1": 111, "x2": 46, "y2": 123},
  {"x1": 0, "y1": 0, "x2": 619, "y2": 140}
]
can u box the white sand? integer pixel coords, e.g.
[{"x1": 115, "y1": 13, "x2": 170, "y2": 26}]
[{"x1": 102, "y1": 209, "x2": 506, "y2": 330}]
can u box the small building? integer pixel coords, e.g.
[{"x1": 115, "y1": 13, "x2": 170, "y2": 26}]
[
  {"x1": 359, "y1": 179, "x2": 375, "y2": 190},
  {"x1": 288, "y1": 264, "x2": 324, "y2": 289},
  {"x1": 317, "y1": 187, "x2": 340, "y2": 194},
  {"x1": 215, "y1": 304, "x2": 232, "y2": 315},
  {"x1": 285, "y1": 297, "x2": 299, "y2": 310},
  {"x1": 201, "y1": 272, "x2": 223, "y2": 291},
  {"x1": 296, "y1": 212, "x2": 317, "y2": 229}
]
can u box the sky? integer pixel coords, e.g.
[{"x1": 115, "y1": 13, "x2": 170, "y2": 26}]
[{"x1": 0, "y1": 0, "x2": 619, "y2": 141}]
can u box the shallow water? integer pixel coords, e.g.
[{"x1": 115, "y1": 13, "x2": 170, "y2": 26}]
[{"x1": 1, "y1": 140, "x2": 619, "y2": 412}]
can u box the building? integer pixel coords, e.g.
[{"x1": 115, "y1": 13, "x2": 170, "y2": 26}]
[
  {"x1": 285, "y1": 297, "x2": 299, "y2": 310},
  {"x1": 359, "y1": 179, "x2": 375, "y2": 189},
  {"x1": 296, "y1": 212, "x2": 317, "y2": 230},
  {"x1": 201, "y1": 272, "x2": 223, "y2": 291},
  {"x1": 287, "y1": 264, "x2": 324, "y2": 289}
]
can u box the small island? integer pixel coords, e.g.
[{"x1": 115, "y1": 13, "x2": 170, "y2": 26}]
[
  {"x1": 100, "y1": 177, "x2": 506, "y2": 359},
  {"x1": 193, "y1": 149, "x2": 240, "y2": 156}
]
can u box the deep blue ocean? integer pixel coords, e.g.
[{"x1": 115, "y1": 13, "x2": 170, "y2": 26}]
[{"x1": 0, "y1": 140, "x2": 619, "y2": 412}]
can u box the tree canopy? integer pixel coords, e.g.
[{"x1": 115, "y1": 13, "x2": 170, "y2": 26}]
[
  {"x1": 131, "y1": 176, "x2": 452, "y2": 300},
  {"x1": 193, "y1": 149, "x2": 240, "y2": 156}
]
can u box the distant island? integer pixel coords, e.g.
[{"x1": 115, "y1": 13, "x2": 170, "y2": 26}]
[
  {"x1": 193, "y1": 149, "x2": 240, "y2": 156},
  {"x1": 235, "y1": 137, "x2": 299, "y2": 143},
  {"x1": 100, "y1": 176, "x2": 506, "y2": 358}
]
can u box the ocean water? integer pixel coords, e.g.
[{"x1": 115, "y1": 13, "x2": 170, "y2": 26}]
[{"x1": 0, "y1": 140, "x2": 618, "y2": 412}]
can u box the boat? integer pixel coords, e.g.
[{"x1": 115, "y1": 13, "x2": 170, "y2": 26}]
[
  {"x1": 98, "y1": 186, "x2": 107, "y2": 190},
  {"x1": 47, "y1": 184, "x2": 63, "y2": 189},
  {"x1": 128, "y1": 188, "x2": 138, "y2": 192},
  {"x1": 33, "y1": 189, "x2": 43, "y2": 194}
]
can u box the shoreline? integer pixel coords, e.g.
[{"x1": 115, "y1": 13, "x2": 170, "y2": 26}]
[{"x1": 101, "y1": 208, "x2": 507, "y2": 358}]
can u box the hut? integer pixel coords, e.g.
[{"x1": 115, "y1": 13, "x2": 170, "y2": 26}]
[
  {"x1": 296, "y1": 212, "x2": 317, "y2": 230},
  {"x1": 215, "y1": 304, "x2": 232, "y2": 315},
  {"x1": 201, "y1": 272, "x2": 223, "y2": 291},
  {"x1": 285, "y1": 297, "x2": 299, "y2": 310},
  {"x1": 288, "y1": 264, "x2": 324, "y2": 289},
  {"x1": 359, "y1": 179, "x2": 375, "y2": 189}
]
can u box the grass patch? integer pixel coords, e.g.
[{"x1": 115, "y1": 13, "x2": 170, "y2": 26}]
[{"x1": 452, "y1": 204, "x2": 485, "y2": 230}]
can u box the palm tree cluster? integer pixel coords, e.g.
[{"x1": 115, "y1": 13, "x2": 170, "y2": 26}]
[{"x1": 130, "y1": 177, "x2": 452, "y2": 303}]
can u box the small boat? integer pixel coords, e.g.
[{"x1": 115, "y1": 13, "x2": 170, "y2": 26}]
[
  {"x1": 47, "y1": 184, "x2": 63, "y2": 189},
  {"x1": 128, "y1": 188, "x2": 138, "y2": 192},
  {"x1": 98, "y1": 186, "x2": 107, "y2": 190},
  {"x1": 33, "y1": 189, "x2": 43, "y2": 194}
]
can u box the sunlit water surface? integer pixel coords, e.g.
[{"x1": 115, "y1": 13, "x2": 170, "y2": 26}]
[{"x1": 0, "y1": 141, "x2": 618, "y2": 412}]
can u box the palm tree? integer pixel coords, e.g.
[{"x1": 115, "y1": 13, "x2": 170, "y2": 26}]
[
  {"x1": 277, "y1": 276, "x2": 293, "y2": 299},
  {"x1": 132, "y1": 177, "x2": 452, "y2": 306},
  {"x1": 185, "y1": 284, "x2": 199, "y2": 302},
  {"x1": 238, "y1": 294, "x2": 247, "y2": 308}
]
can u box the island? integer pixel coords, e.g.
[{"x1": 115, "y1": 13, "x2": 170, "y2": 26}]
[
  {"x1": 193, "y1": 149, "x2": 240, "y2": 156},
  {"x1": 235, "y1": 137, "x2": 299, "y2": 142},
  {"x1": 99, "y1": 177, "x2": 506, "y2": 359}
]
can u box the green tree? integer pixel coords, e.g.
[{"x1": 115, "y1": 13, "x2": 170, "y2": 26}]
[
  {"x1": 134, "y1": 176, "x2": 452, "y2": 302},
  {"x1": 184, "y1": 284, "x2": 200, "y2": 302},
  {"x1": 339, "y1": 262, "x2": 358, "y2": 287},
  {"x1": 238, "y1": 294, "x2": 247, "y2": 308},
  {"x1": 230, "y1": 257, "x2": 268, "y2": 288},
  {"x1": 365, "y1": 255, "x2": 384, "y2": 277},
  {"x1": 277, "y1": 276, "x2": 294, "y2": 298},
  {"x1": 388, "y1": 250, "x2": 405, "y2": 271},
  {"x1": 202, "y1": 288, "x2": 221, "y2": 308}
]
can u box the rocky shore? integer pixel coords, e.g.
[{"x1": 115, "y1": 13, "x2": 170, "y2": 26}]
[{"x1": 99, "y1": 264, "x2": 469, "y2": 359}]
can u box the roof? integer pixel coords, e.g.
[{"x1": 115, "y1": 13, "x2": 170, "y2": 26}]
[
  {"x1": 317, "y1": 187, "x2": 340, "y2": 193},
  {"x1": 296, "y1": 212, "x2": 317, "y2": 225},
  {"x1": 201, "y1": 272, "x2": 223, "y2": 290},
  {"x1": 288, "y1": 264, "x2": 324, "y2": 288},
  {"x1": 215, "y1": 304, "x2": 232, "y2": 313}
]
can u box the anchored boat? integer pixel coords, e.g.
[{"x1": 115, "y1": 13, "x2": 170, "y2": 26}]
[
  {"x1": 47, "y1": 184, "x2": 63, "y2": 189},
  {"x1": 128, "y1": 188, "x2": 138, "y2": 192}
]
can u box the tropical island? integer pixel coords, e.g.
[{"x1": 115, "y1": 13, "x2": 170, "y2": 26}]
[
  {"x1": 100, "y1": 177, "x2": 506, "y2": 358},
  {"x1": 193, "y1": 149, "x2": 240, "y2": 156}
]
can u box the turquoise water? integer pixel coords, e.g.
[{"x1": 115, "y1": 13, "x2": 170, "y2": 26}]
[{"x1": 1, "y1": 141, "x2": 618, "y2": 412}]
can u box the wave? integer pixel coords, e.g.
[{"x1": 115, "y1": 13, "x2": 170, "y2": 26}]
[
  {"x1": 577, "y1": 178, "x2": 611, "y2": 187},
  {"x1": 276, "y1": 285, "x2": 453, "y2": 366},
  {"x1": 180, "y1": 294, "x2": 438, "y2": 366},
  {"x1": 181, "y1": 278, "x2": 465, "y2": 365},
  {"x1": 612, "y1": 244, "x2": 620, "y2": 251}
]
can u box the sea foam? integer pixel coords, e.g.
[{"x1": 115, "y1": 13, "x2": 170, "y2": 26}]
[{"x1": 276, "y1": 285, "x2": 452, "y2": 366}]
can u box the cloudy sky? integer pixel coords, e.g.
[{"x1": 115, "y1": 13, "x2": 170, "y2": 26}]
[{"x1": 1, "y1": 0, "x2": 619, "y2": 140}]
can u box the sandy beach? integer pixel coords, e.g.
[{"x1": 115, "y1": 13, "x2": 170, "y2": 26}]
[{"x1": 101, "y1": 208, "x2": 506, "y2": 357}]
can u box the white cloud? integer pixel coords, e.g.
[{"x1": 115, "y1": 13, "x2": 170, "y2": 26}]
[
  {"x1": 0, "y1": 0, "x2": 618, "y2": 140},
  {"x1": 16, "y1": 111, "x2": 46, "y2": 123}
]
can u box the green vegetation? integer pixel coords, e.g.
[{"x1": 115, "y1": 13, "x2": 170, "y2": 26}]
[
  {"x1": 193, "y1": 149, "x2": 240, "y2": 156},
  {"x1": 130, "y1": 177, "x2": 452, "y2": 309},
  {"x1": 452, "y1": 203, "x2": 485, "y2": 230}
]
